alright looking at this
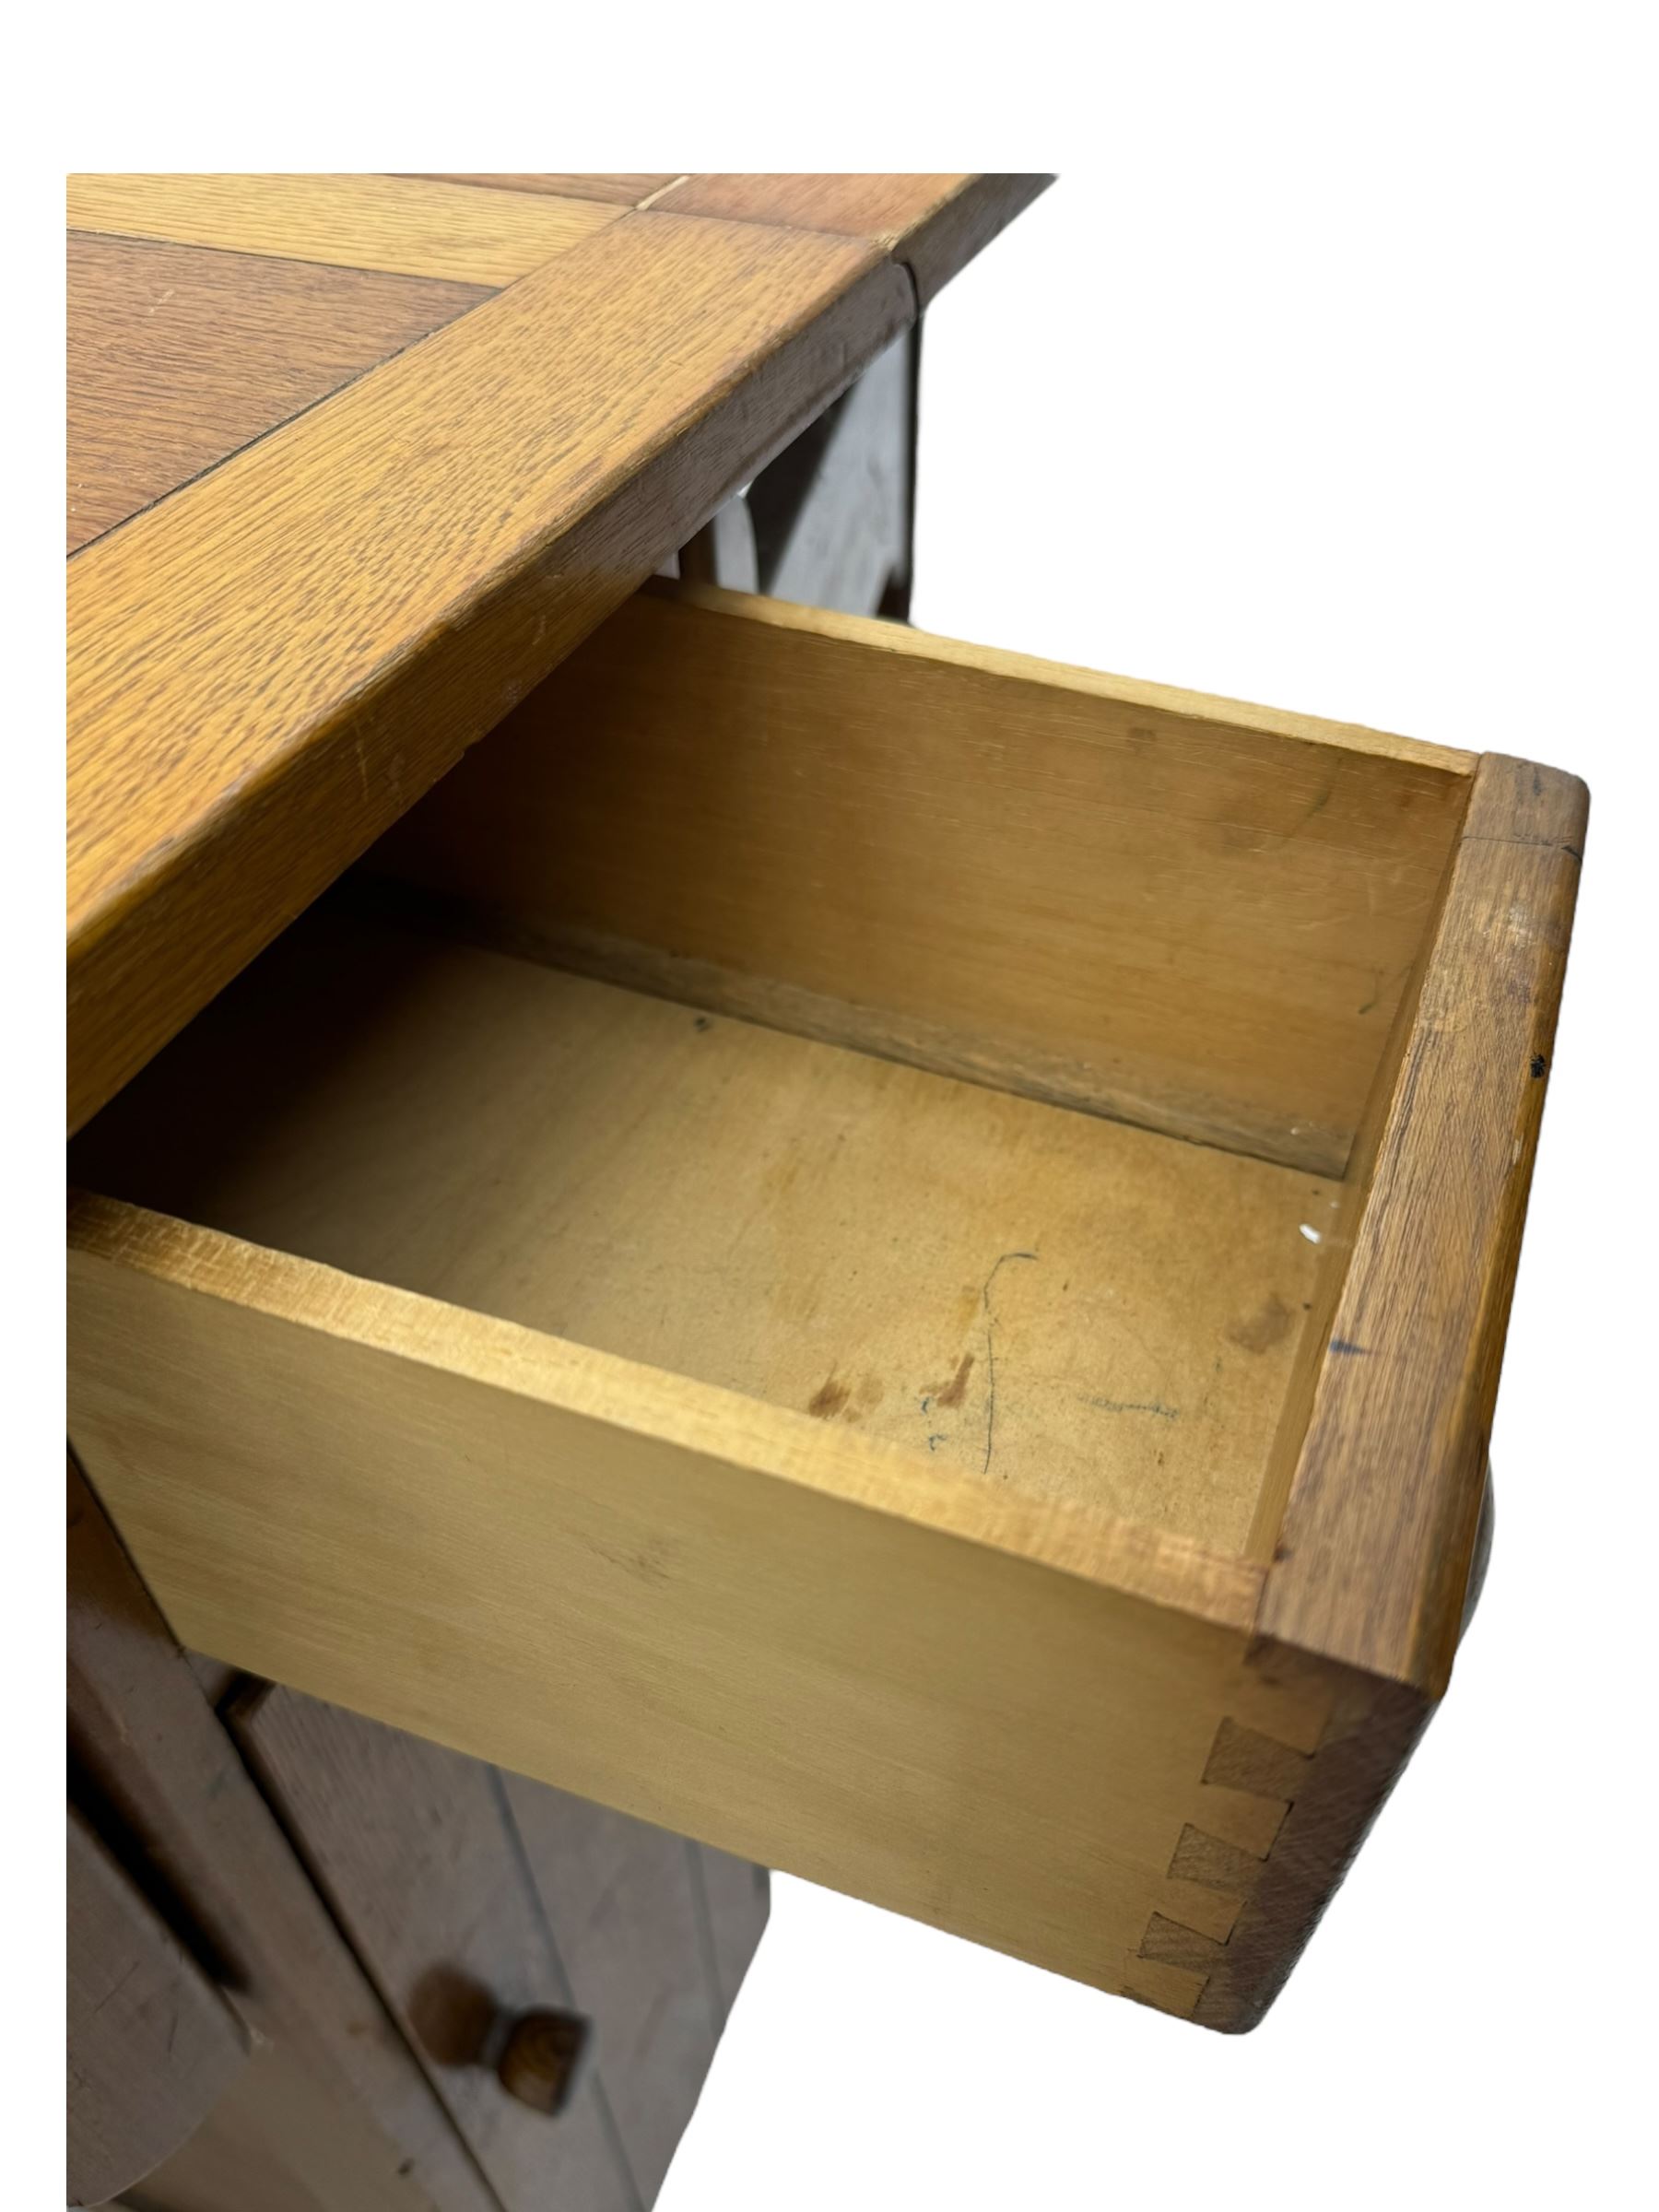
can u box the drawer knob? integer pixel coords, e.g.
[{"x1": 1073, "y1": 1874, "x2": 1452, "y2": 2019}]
[{"x1": 496, "y1": 2007, "x2": 589, "y2": 2116}]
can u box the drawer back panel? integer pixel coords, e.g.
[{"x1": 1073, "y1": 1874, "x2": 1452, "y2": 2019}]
[{"x1": 367, "y1": 583, "x2": 1474, "y2": 1176}]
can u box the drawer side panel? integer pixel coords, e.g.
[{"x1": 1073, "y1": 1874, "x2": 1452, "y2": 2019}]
[{"x1": 67, "y1": 1203, "x2": 1309, "y2": 2014}]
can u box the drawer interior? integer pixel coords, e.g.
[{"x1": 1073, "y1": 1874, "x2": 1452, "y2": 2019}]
[
  {"x1": 71, "y1": 898, "x2": 1340, "y2": 1557},
  {"x1": 71, "y1": 584, "x2": 1475, "y2": 1569}
]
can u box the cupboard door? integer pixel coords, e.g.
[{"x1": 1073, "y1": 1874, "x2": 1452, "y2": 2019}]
[{"x1": 232, "y1": 1685, "x2": 766, "y2": 2208}]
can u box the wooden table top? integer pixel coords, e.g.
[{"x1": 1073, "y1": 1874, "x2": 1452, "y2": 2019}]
[{"x1": 65, "y1": 172, "x2": 1048, "y2": 1133}]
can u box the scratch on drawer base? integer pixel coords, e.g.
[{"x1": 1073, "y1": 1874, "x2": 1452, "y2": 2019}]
[{"x1": 1129, "y1": 1654, "x2": 1430, "y2": 2031}]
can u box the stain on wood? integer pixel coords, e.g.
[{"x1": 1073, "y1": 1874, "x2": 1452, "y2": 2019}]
[
  {"x1": 924, "y1": 1353, "x2": 975, "y2": 1410},
  {"x1": 1227, "y1": 1293, "x2": 1293, "y2": 1354}
]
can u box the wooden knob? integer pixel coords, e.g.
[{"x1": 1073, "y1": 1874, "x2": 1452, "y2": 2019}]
[{"x1": 496, "y1": 2008, "x2": 589, "y2": 2116}]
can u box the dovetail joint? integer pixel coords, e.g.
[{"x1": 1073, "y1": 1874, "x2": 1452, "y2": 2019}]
[{"x1": 1132, "y1": 1715, "x2": 1315, "y2": 2008}]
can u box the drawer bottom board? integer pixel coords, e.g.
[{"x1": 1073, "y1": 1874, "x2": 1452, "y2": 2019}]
[{"x1": 71, "y1": 900, "x2": 1335, "y2": 1556}]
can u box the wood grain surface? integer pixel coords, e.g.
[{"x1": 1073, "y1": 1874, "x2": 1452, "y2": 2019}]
[
  {"x1": 69, "y1": 732, "x2": 1584, "y2": 2018},
  {"x1": 67, "y1": 171, "x2": 619, "y2": 284},
  {"x1": 497, "y1": 1772, "x2": 755, "y2": 2199},
  {"x1": 233, "y1": 1680, "x2": 761, "y2": 2206},
  {"x1": 1261, "y1": 755, "x2": 1588, "y2": 1693},
  {"x1": 65, "y1": 1186, "x2": 1320, "y2": 2005},
  {"x1": 66, "y1": 178, "x2": 1041, "y2": 1132},
  {"x1": 66, "y1": 731, "x2": 1586, "y2": 2027},
  {"x1": 1182, "y1": 1650, "x2": 1429, "y2": 2030},
  {"x1": 411, "y1": 173, "x2": 679, "y2": 205},
  {"x1": 375, "y1": 583, "x2": 1472, "y2": 1174},
  {"x1": 71, "y1": 899, "x2": 1332, "y2": 1554},
  {"x1": 67, "y1": 234, "x2": 489, "y2": 552},
  {"x1": 656, "y1": 173, "x2": 1053, "y2": 301},
  {"x1": 76, "y1": 169, "x2": 1545, "y2": 2033},
  {"x1": 230, "y1": 1688, "x2": 636, "y2": 2212},
  {"x1": 67, "y1": 1460, "x2": 497, "y2": 2212},
  {"x1": 66, "y1": 214, "x2": 913, "y2": 1134},
  {"x1": 67, "y1": 1807, "x2": 248, "y2": 2206},
  {"x1": 688, "y1": 1847, "x2": 769, "y2": 2024}
]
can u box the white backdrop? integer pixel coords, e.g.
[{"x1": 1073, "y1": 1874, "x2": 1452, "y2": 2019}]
[
  {"x1": 661, "y1": 147, "x2": 1652, "y2": 2212},
  {"x1": 32, "y1": 18, "x2": 1653, "y2": 2210}
]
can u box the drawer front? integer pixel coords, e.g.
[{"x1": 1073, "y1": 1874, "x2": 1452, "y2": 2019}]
[{"x1": 230, "y1": 1684, "x2": 764, "y2": 2210}]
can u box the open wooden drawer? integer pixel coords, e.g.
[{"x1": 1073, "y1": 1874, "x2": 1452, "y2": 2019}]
[{"x1": 67, "y1": 582, "x2": 1585, "y2": 2030}]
